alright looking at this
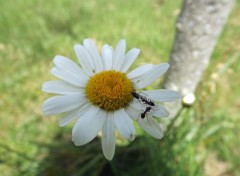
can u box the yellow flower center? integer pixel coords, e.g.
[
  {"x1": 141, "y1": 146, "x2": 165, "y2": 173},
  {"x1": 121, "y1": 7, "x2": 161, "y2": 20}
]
[{"x1": 86, "y1": 70, "x2": 134, "y2": 111}]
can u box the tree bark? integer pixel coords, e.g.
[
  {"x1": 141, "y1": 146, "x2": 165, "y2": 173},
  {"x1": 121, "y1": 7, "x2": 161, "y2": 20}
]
[{"x1": 163, "y1": 0, "x2": 234, "y2": 117}]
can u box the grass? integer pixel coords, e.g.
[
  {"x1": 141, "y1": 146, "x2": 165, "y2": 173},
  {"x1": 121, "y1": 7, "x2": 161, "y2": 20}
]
[{"x1": 0, "y1": 0, "x2": 240, "y2": 175}]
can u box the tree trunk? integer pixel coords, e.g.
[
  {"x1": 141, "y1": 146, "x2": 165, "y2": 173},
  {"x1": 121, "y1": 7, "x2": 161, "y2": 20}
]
[{"x1": 163, "y1": 0, "x2": 234, "y2": 117}]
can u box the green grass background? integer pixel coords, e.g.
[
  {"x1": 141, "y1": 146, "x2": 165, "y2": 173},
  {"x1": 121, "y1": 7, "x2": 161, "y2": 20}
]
[{"x1": 0, "y1": 0, "x2": 240, "y2": 175}]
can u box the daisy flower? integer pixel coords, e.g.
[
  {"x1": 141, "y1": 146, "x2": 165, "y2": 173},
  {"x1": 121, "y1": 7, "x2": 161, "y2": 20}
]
[{"x1": 42, "y1": 39, "x2": 181, "y2": 160}]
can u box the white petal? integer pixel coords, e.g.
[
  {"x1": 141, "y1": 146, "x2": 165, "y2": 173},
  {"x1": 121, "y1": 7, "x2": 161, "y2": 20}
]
[
  {"x1": 125, "y1": 104, "x2": 141, "y2": 120},
  {"x1": 42, "y1": 80, "x2": 85, "y2": 94},
  {"x1": 127, "y1": 64, "x2": 153, "y2": 79},
  {"x1": 120, "y1": 48, "x2": 140, "y2": 72},
  {"x1": 74, "y1": 44, "x2": 95, "y2": 76},
  {"x1": 112, "y1": 40, "x2": 126, "y2": 71},
  {"x1": 138, "y1": 116, "x2": 164, "y2": 139},
  {"x1": 144, "y1": 89, "x2": 182, "y2": 102},
  {"x1": 101, "y1": 44, "x2": 113, "y2": 70},
  {"x1": 150, "y1": 104, "x2": 169, "y2": 118},
  {"x1": 42, "y1": 94, "x2": 85, "y2": 116},
  {"x1": 58, "y1": 103, "x2": 91, "y2": 127},
  {"x1": 53, "y1": 55, "x2": 89, "y2": 82},
  {"x1": 50, "y1": 67, "x2": 87, "y2": 87},
  {"x1": 83, "y1": 39, "x2": 104, "y2": 73},
  {"x1": 128, "y1": 100, "x2": 144, "y2": 110},
  {"x1": 72, "y1": 107, "x2": 107, "y2": 146},
  {"x1": 102, "y1": 112, "x2": 115, "y2": 160},
  {"x1": 134, "y1": 63, "x2": 169, "y2": 89},
  {"x1": 114, "y1": 109, "x2": 135, "y2": 141}
]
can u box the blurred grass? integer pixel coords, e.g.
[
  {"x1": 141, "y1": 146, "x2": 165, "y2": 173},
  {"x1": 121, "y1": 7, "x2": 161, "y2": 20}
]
[{"x1": 0, "y1": 0, "x2": 240, "y2": 175}]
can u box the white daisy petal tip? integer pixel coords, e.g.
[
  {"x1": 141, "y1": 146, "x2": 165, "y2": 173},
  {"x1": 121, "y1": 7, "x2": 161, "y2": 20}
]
[
  {"x1": 41, "y1": 83, "x2": 47, "y2": 92},
  {"x1": 119, "y1": 39, "x2": 126, "y2": 43},
  {"x1": 133, "y1": 62, "x2": 171, "y2": 89},
  {"x1": 73, "y1": 44, "x2": 80, "y2": 53},
  {"x1": 156, "y1": 133, "x2": 164, "y2": 140},
  {"x1": 175, "y1": 93, "x2": 183, "y2": 101},
  {"x1": 83, "y1": 38, "x2": 92, "y2": 42},
  {"x1": 103, "y1": 151, "x2": 114, "y2": 161},
  {"x1": 153, "y1": 108, "x2": 169, "y2": 118},
  {"x1": 133, "y1": 48, "x2": 140, "y2": 57},
  {"x1": 72, "y1": 138, "x2": 80, "y2": 146},
  {"x1": 102, "y1": 114, "x2": 115, "y2": 160},
  {"x1": 138, "y1": 116, "x2": 164, "y2": 139},
  {"x1": 50, "y1": 67, "x2": 56, "y2": 74},
  {"x1": 156, "y1": 63, "x2": 170, "y2": 75},
  {"x1": 53, "y1": 55, "x2": 64, "y2": 64},
  {"x1": 102, "y1": 141, "x2": 115, "y2": 160},
  {"x1": 160, "y1": 63, "x2": 170, "y2": 72},
  {"x1": 114, "y1": 110, "x2": 135, "y2": 141},
  {"x1": 52, "y1": 55, "x2": 58, "y2": 64},
  {"x1": 42, "y1": 94, "x2": 84, "y2": 116},
  {"x1": 144, "y1": 89, "x2": 182, "y2": 103},
  {"x1": 165, "y1": 62, "x2": 170, "y2": 67},
  {"x1": 129, "y1": 133, "x2": 136, "y2": 141}
]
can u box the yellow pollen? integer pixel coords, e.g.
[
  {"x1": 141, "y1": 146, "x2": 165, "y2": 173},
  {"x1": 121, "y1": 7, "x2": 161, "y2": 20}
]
[{"x1": 86, "y1": 70, "x2": 134, "y2": 111}]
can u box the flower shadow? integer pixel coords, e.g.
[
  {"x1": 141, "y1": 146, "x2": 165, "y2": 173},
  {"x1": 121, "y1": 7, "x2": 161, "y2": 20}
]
[{"x1": 35, "y1": 131, "x2": 168, "y2": 176}]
